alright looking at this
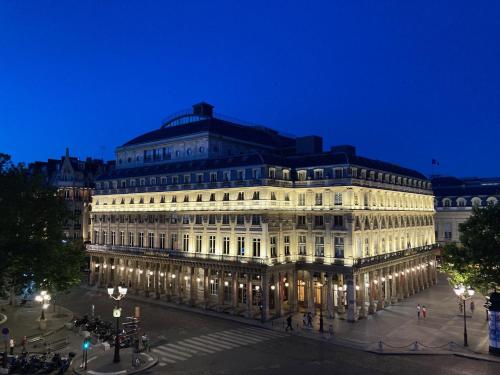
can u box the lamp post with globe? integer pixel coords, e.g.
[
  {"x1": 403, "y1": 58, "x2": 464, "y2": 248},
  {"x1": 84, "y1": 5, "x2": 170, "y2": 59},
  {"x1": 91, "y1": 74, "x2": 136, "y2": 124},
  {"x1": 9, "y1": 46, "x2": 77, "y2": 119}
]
[
  {"x1": 107, "y1": 285, "x2": 128, "y2": 363},
  {"x1": 453, "y1": 285, "x2": 475, "y2": 347}
]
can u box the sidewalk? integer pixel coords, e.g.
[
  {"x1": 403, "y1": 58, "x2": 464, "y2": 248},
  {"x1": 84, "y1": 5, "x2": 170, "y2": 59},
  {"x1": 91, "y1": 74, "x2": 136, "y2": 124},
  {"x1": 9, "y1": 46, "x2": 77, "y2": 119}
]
[
  {"x1": 0, "y1": 301, "x2": 73, "y2": 345},
  {"x1": 72, "y1": 347, "x2": 158, "y2": 375},
  {"x1": 270, "y1": 272, "x2": 497, "y2": 360}
]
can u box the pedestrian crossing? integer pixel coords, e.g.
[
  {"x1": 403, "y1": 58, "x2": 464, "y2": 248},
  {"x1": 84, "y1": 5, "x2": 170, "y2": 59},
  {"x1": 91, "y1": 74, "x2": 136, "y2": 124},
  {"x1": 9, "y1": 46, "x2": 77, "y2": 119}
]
[{"x1": 153, "y1": 327, "x2": 287, "y2": 366}]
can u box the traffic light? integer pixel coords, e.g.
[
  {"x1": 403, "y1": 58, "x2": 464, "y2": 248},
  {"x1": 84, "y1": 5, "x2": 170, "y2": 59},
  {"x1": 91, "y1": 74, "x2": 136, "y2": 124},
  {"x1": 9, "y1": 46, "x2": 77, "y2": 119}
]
[{"x1": 83, "y1": 338, "x2": 90, "y2": 350}]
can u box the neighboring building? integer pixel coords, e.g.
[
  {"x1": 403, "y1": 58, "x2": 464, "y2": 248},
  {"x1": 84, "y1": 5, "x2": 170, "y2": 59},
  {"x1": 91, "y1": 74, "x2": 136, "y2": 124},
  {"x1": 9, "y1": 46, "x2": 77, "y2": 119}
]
[
  {"x1": 433, "y1": 176, "x2": 500, "y2": 245},
  {"x1": 29, "y1": 149, "x2": 113, "y2": 241},
  {"x1": 87, "y1": 103, "x2": 437, "y2": 322}
]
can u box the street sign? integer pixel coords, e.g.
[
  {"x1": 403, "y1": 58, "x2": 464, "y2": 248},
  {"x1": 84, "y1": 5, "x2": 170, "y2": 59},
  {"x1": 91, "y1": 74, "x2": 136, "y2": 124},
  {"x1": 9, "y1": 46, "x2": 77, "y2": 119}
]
[{"x1": 1, "y1": 328, "x2": 8, "y2": 336}]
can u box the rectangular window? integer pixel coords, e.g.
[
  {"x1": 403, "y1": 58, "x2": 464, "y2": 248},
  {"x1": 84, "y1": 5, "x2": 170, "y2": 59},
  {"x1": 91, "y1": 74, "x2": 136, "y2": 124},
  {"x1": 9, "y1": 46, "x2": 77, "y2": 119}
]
[
  {"x1": 102, "y1": 231, "x2": 107, "y2": 245},
  {"x1": 315, "y1": 193, "x2": 323, "y2": 205},
  {"x1": 269, "y1": 168, "x2": 276, "y2": 179},
  {"x1": 195, "y1": 215, "x2": 202, "y2": 225},
  {"x1": 297, "y1": 215, "x2": 306, "y2": 226},
  {"x1": 270, "y1": 236, "x2": 277, "y2": 258},
  {"x1": 252, "y1": 169, "x2": 259, "y2": 179},
  {"x1": 208, "y1": 214, "x2": 216, "y2": 225},
  {"x1": 334, "y1": 237, "x2": 344, "y2": 258},
  {"x1": 284, "y1": 235, "x2": 290, "y2": 256},
  {"x1": 183, "y1": 215, "x2": 190, "y2": 224},
  {"x1": 444, "y1": 223, "x2": 452, "y2": 239},
  {"x1": 111, "y1": 231, "x2": 116, "y2": 245},
  {"x1": 128, "y1": 232, "x2": 134, "y2": 246},
  {"x1": 271, "y1": 192, "x2": 276, "y2": 200},
  {"x1": 283, "y1": 170, "x2": 290, "y2": 180},
  {"x1": 252, "y1": 191, "x2": 260, "y2": 200},
  {"x1": 148, "y1": 232, "x2": 154, "y2": 248},
  {"x1": 223, "y1": 193, "x2": 230, "y2": 201},
  {"x1": 197, "y1": 174, "x2": 203, "y2": 183},
  {"x1": 223, "y1": 171, "x2": 230, "y2": 181},
  {"x1": 252, "y1": 238, "x2": 261, "y2": 257},
  {"x1": 298, "y1": 193, "x2": 306, "y2": 206},
  {"x1": 237, "y1": 170, "x2": 244, "y2": 180},
  {"x1": 183, "y1": 234, "x2": 189, "y2": 252},
  {"x1": 314, "y1": 215, "x2": 324, "y2": 227},
  {"x1": 298, "y1": 235, "x2": 306, "y2": 255},
  {"x1": 209, "y1": 193, "x2": 216, "y2": 201},
  {"x1": 171, "y1": 233, "x2": 177, "y2": 249},
  {"x1": 183, "y1": 175, "x2": 190, "y2": 183},
  {"x1": 251, "y1": 215, "x2": 260, "y2": 225},
  {"x1": 196, "y1": 194, "x2": 203, "y2": 202},
  {"x1": 315, "y1": 236, "x2": 324, "y2": 257},
  {"x1": 333, "y1": 215, "x2": 343, "y2": 227},
  {"x1": 196, "y1": 235, "x2": 202, "y2": 252},
  {"x1": 119, "y1": 231, "x2": 124, "y2": 246},
  {"x1": 138, "y1": 232, "x2": 144, "y2": 247},
  {"x1": 236, "y1": 215, "x2": 245, "y2": 225},
  {"x1": 210, "y1": 279, "x2": 218, "y2": 296},
  {"x1": 223, "y1": 237, "x2": 230, "y2": 255},
  {"x1": 334, "y1": 193, "x2": 343, "y2": 205},
  {"x1": 160, "y1": 233, "x2": 166, "y2": 249},
  {"x1": 209, "y1": 235, "x2": 216, "y2": 254},
  {"x1": 237, "y1": 237, "x2": 245, "y2": 256},
  {"x1": 222, "y1": 214, "x2": 230, "y2": 225},
  {"x1": 297, "y1": 170, "x2": 307, "y2": 181},
  {"x1": 334, "y1": 169, "x2": 343, "y2": 179},
  {"x1": 314, "y1": 169, "x2": 323, "y2": 179},
  {"x1": 238, "y1": 192, "x2": 244, "y2": 200},
  {"x1": 210, "y1": 172, "x2": 217, "y2": 182}
]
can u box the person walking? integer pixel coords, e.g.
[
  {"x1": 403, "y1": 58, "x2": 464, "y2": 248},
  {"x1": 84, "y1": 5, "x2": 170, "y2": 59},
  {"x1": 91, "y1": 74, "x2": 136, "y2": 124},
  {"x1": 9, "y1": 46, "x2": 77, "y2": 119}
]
[
  {"x1": 470, "y1": 301, "x2": 475, "y2": 315},
  {"x1": 9, "y1": 338, "x2": 14, "y2": 355},
  {"x1": 307, "y1": 312, "x2": 313, "y2": 328},
  {"x1": 302, "y1": 313, "x2": 307, "y2": 327},
  {"x1": 417, "y1": 304, "x2": 421, "y2": 319},
  {"x1": 422, "y1": 305, "x2": 427, "y2": 319},
  {"x1": 21, "y1": 336, "x2": 27, "y2": 353},
  {"x1": 285, "y1": 315, "x2": 293, "y2": 332}
]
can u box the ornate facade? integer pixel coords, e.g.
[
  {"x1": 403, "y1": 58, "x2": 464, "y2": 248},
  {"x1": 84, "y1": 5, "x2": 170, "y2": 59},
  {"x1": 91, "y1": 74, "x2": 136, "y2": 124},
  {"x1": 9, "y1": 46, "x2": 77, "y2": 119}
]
[
  {"x1": 433, "y1": 176, "x2": 500, "y2": 245},
  {"x1": 88, "y1": 103, "x2": 438, "y2": 322}
]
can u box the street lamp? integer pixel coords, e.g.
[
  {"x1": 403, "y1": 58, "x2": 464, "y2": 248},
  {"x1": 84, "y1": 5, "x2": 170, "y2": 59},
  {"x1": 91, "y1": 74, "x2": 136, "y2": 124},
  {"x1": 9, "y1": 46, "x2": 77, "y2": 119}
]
[
  {"x1": 453, "y1": 285, "x2": 475, "y2": 347},
  {"x1": 107, "y1": 285, "x2": 128, "y2": 363},
  {"x1": 35, "y1": 291, "x2": 51, "y2": 320}
]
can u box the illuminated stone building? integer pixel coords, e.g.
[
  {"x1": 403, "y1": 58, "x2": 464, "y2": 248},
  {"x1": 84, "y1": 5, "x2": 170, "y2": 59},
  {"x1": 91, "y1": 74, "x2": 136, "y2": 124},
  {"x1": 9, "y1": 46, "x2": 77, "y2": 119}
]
[
  {"x1": 433, "y1": 176, "x2": 500, "y2": 245},
  {"x1": 88, "y1": 103, "x2": 437, "y2": 321}
]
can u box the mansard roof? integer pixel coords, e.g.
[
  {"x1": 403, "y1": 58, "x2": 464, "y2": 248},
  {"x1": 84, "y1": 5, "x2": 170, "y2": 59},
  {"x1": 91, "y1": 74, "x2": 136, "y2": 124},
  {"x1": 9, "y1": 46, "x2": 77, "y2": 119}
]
[{"x1": 122, "y1": 118, "x2": 296, "y2": 149}]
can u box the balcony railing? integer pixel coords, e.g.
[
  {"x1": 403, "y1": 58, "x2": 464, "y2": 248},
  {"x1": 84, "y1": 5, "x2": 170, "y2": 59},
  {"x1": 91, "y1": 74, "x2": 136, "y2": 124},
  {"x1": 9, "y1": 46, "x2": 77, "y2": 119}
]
[{"x1": 353, "y1": 245, "x2": 436, "y2": 268}]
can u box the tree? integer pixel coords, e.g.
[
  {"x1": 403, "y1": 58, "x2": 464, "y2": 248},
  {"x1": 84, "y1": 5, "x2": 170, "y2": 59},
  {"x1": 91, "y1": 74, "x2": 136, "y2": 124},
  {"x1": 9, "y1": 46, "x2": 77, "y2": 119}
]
[
  {"x1": 442, "y1": 204, "x2": 500, "y2": 292},
  {"x1": 0, "y1": 154, "x2": 86, "y2": 302}
]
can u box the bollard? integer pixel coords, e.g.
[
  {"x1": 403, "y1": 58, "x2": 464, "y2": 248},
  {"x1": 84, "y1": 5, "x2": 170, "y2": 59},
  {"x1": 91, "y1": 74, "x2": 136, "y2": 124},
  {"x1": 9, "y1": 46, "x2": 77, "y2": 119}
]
[{"x1": 378, "y1": 341, "x2": 383, "y2": 352}]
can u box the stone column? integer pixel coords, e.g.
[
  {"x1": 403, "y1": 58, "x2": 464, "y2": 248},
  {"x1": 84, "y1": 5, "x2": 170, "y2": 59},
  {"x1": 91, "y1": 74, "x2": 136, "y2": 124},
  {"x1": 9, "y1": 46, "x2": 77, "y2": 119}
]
[
  {"x1": 358, "y1": 273, "x2": 366, "y2": 319},
  {"x1": 288, "y1": 270, "x2": 298, "y2": 313},
  {"x1": 403, "y1": 264, "x2": 410, "y2": 298},
  {"x1": 246, "y1": 274, "x2": 253, "y2": 318},
  {"x1": 218, "y1": 271, "x2": 225, "y2": 310},
  {"x1": 390, "y1": 267, "x2": 397, "y2": 304},
  {"x1": 383, "y1": 269, "x2": 390, "y2": 307},
  {"x1": 337, "y1": 274, "x2": 345, "y2": 314},
  {"x1": 376, "y1": 271, "x2": 384, "y2": 311},
  {"x1": 368, "y1": 272, "x2": 375, "y2": 314},
  {"x1": 190, "y1": 267, "x2": 197, "y2": 305},
  {"x1": 232, "y1": 272, "x2": 239, "y2": 313},
  {"x1": 326, "y1": 273, "x2": 334, "y2": 319},
  {"x1": 306, "y1": 271, "x2": 315, "y2": 314},
  {"x1": 346, "y1": 273, "x2": 358, "y2": 322},
  {"x1": 203, "y1": 268, "x2": 210, "y2": 309},
  {"x1": 261, "y1": 273, "x2": 269, "y2": 322}
]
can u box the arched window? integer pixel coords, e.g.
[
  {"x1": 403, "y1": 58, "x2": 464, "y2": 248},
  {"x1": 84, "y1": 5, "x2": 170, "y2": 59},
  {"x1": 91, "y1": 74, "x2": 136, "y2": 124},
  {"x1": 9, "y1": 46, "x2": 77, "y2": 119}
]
[
  {"x1": 456, "y1": 198, "x2": 466, "y2": 207},
  {"x1": 471, "y1": 197, "x2": 482, "y2": 207},
  {"x1": 443, "y1": 198, "x2": 451, "y2": 207},
  {"x1": 487, "y1": 197, "x2": 498, "y2": 205}
]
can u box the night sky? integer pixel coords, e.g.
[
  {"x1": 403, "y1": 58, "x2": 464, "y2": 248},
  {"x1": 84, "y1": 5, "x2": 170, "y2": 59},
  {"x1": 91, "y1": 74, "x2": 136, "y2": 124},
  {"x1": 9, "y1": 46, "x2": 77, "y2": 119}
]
[{"x1": 1, "y1": 1, "x2": 499, "y2": 177}]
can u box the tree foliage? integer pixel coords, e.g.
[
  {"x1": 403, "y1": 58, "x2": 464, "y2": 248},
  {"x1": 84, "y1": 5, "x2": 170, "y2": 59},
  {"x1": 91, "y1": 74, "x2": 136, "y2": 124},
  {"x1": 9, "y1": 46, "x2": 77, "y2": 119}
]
[
  {"x1": 442, "y1": 204, "x2": 500, "y2": 292},
  {"x1": 0, "y1": 153, "x2": 85, "y2": 298}
]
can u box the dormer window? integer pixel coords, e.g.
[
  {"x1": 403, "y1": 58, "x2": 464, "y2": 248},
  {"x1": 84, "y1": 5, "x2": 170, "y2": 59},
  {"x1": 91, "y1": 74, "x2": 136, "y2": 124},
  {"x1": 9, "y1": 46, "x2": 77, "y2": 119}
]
[
  {"x1": 269, "y1": 168, "x2": 276, "y2": 179},
  {"x1": 314, "y1": 169, "x2": 324, "y2": 180},
  {"x1": 184, "y1": 175, "x2": 190, "y2": 183},
  {"x1": 140, "y1": 179, "x2": 145, "y2": 186},
  {"x1": 443, "y1": 198, "x2": 451, "y2": 207},
  {"x1": 457, "y1": 198, "x2": 466, "y2": 207},
  {"x1": 196, "y1": 194, "x2": 202, "y2": 202},
  {"x1": 183, "y1": 195, "x2": 189, "y2": 202},
  {"x1": 209, "y1": 193, "x2": 216, "y2": 202},
  {"x1": 237, "y1": 192, "x2": 245, "y2": 201},
  {"x1": 237, "y1": 170, "x2": 244, "y2": 180},
  {"x1": 150, "y1": 177, "x2": 156, "y2": 185},
  {"x1": 334, "y1": 169, "x2": 343, "y2": 179},
  {"x1": 283, "y1": 170, "x2": 290, "y2": 180},
  {"x1": 210, "y1": 172, "x2": 217, "y2": 182},
  {"x1": 171, "y1": 195, "x2": 177, "y2": 203},
  {"x1": 196, "y1": 174, "x2": 203, "y2": 183},
  {"x1": 223, "y1": 171, "x2": 230, "y2": 182},
  {"x1": 172, "y1": 176, "x2": 179, "y2": 184},
  {"x1": 253, "y1": 191, "x2": 260, "y2": 200},
  {"x1": 297, "y1": 170, "x2": 307, "y2": 181}
]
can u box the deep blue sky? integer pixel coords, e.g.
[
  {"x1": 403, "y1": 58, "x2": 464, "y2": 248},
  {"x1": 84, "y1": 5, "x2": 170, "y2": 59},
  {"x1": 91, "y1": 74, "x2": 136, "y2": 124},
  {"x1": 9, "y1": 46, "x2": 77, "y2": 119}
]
[{"x1": 1, "y1": 1, "x2": 499, "y2": 177}]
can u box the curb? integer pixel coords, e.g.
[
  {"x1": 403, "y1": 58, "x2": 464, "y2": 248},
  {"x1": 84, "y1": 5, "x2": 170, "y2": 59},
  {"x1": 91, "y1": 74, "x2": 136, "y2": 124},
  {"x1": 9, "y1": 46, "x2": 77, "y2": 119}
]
[{"x1": 72, "y1": 352, "x2": 158, "y2": 375}]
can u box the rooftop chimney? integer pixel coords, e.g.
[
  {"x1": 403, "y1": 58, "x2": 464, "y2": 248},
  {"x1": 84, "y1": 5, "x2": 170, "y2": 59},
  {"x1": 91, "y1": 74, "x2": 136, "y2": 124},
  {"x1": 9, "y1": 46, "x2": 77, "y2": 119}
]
[{"x1": 192, "y1": 102, "x2": 214, "y2": 118}]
